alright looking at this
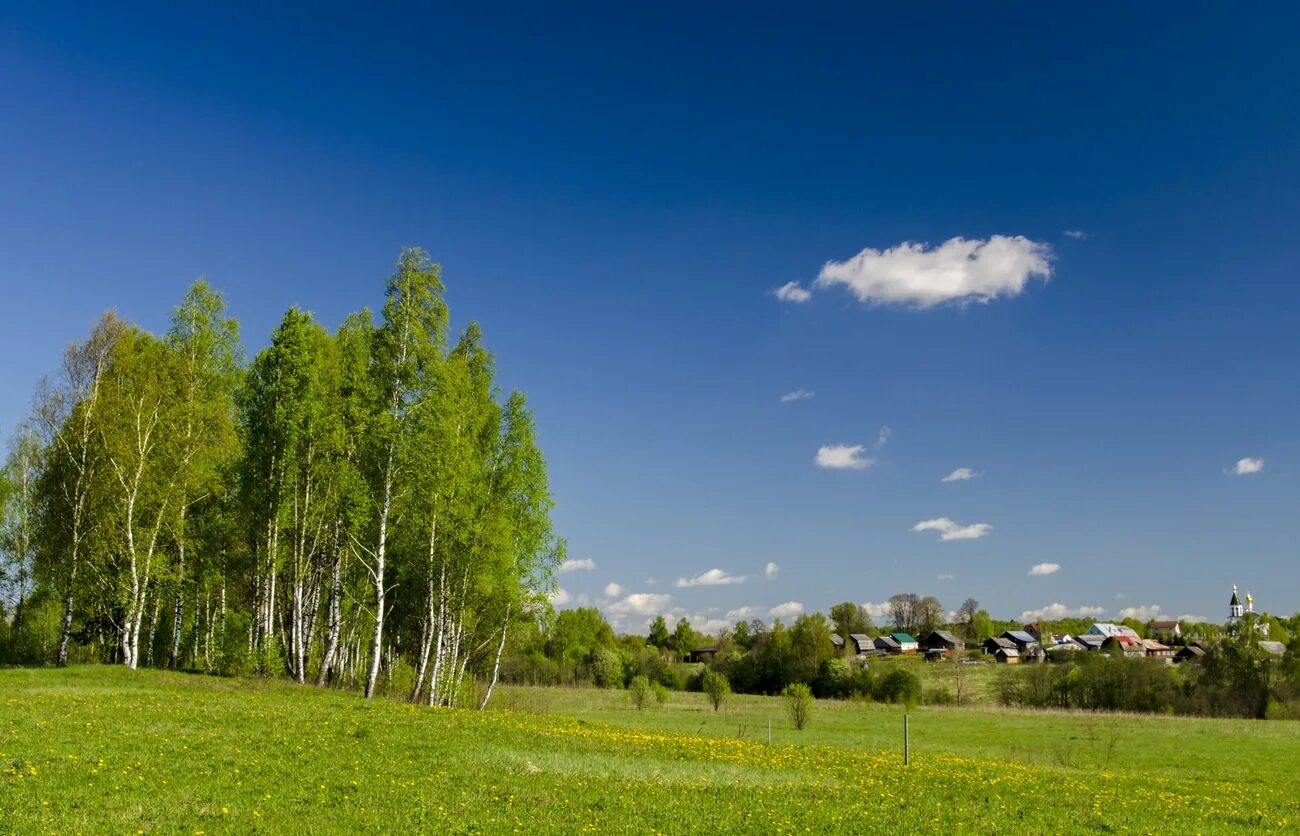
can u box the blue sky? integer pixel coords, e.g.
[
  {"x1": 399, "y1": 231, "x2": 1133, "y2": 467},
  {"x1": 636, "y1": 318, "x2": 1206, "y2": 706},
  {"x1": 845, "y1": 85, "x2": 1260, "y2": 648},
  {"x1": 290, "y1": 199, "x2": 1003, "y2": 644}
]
[{"x1": 3, "y1": 3, "x2": 1298, "y2": 631}]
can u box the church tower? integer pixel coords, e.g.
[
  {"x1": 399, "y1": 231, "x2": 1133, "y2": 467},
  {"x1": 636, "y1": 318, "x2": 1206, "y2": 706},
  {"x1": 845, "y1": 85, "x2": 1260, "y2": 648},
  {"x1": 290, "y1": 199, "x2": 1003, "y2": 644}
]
[{"x1": 1227, "y1": 585, "x2": 1244, "y2": 632}]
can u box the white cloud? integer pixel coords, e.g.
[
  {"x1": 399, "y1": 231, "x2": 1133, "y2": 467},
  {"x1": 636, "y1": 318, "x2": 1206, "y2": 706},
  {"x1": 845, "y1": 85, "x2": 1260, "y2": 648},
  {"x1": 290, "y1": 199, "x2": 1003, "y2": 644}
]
[
  {"x1": 727, "y1": 605, "x2": 767, "y2": 621},
  {"x1": 1177, "y1": 614, "x2": 1207, "y2": 624},
  {"x1": 912, "y1": 517, "x2": 992, "y2": 541},
  {"x1": 780, "y1": 389, "x2": 815, "y2": 403},
  {"x1": 765, "y1": 562, "x2": 779, "y2": 580},
  {"x1": 774, "y1": 281, "x2": 812, "y2": 303},
  {"x1": 1019, "y1": 603, "x2": 1105, "y2": 622},
  {"x1": 815, "y1": 444, "x2": 874, "y2": 470},
  {"x1": 693, "y1": 618, "x2": 732, "y2": 636},
  {"x1": 1118, "y1": 605, "x2": 1163, "y2": 622},
  {"x1": 876, "y1": 425, "x2": 892, "y2": 449},
  {"x1": 769, "y1": 601, "x2": 804, "y2": 619},
  {"x1": 1028, "y1": 562, "x2": 1061, "y2": 576},
  {"x1": 942, "y1": 467, "x2": 977, "y2": 483},
  {"x1": 814, "y1": 235, "x2": 1052, "y2": 308},
  {"x1": 937, "y1": 573, "x2": 956, "y2": 581},
  {"x1": 674, "y1": 568, "x2": 748, "y2": 588},
  {"x1": 558, "y1": 558, "x2": 596, "y2": 574},
  {"x1": 606, "y1": 593, "x2": 674, "y2": 617},
  {"x1": 548, "y1": 587, "x2": 571, "y2": 607},
  {"x1": 1230, "y1": 457, "x2": 1264, "y2": 475},
  {"x1": 1063, "y1": 229, "x2": 1090, "y2": 240},
  {"x1": 861, "y1": 602, "x2": 892, "y2": 622},
  {"x1": 603, "y1": 582, "x2": 624, "y2": 598}
]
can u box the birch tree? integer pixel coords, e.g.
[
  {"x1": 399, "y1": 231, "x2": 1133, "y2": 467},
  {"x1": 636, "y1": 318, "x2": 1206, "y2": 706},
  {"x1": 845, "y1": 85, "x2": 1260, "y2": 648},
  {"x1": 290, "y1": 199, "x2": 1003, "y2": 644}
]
[
  {"x1": 362, "y1": 249, "x2": 447, "y2": 699},
  {"x1": 163, "y1": 281, "x2": 240, "y2": 669},
  {"x1": 97, "y1": 328, "x2": 178, "y2": 668},
  {"x1": 34, "y1": 313, "x2": 125, "y2": 665}
]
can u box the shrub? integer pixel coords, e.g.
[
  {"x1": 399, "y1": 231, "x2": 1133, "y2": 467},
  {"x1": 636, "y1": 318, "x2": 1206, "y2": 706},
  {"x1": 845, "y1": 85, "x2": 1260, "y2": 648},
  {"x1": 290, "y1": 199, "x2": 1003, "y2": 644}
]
[
  {"x1": 653, "y1": 682, "x2": 670, "y2": 705},
  {"x1": 815, "y1": 657, "x2": 853, "y2": 698},
  {"x1": 381, "y1": 658, "x2": 416, "y2": 700},
  {"x1": 702, "y1": 669, "x2": 731, "y2": 711},
  {"x1": 590, "y1": 648, "x2": 623, "y2": 689},
  {"x1": 782, "y1": 682, "x2": 814, "y2": 730},
  {"x1": 875, "y1": 669, "x2": 922, "y2": 706},
  {"x1": 924, "y1": 686, "x2": 955, "y2": 705},
  {"x1": 628, "y1": 675, "x2": 652, "y2": 710}
]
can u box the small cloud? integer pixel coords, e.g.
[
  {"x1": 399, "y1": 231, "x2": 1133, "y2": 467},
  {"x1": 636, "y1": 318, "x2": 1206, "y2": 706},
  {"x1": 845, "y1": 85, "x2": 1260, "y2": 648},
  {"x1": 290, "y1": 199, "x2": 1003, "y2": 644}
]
[
  {"x1": 603, "y1": 582, "x2": 624, "y2": 598},
  {"x1": 814, "y1": 235, "x2": 1053, "y2": 308},
  {"x1": 558, "y1": 558, "x2": 597, "y2": 574},
  {"x1": 769, "y1": 601, "x2": 804, "y2": 619},
  {"x1": 548, "y1": 588, "x2": 571, "y2": 607},
  {"x1": 861, "y1": 601, "x2": 892, "y2": 621},
  {"x1": 1177, "y1": 614, "x2": 1207, "y2": 624},
  {"x1": 815, "y1": 444, "x2": 874, "y2": 470},
  {"x1": 942, "y1": 467, "x2": 977, "y2": 483},
  {"x1": 937, "y1": 573, "x2": 956, "y2": 581},
  {"x1": 693, "y1": 618, "x2": 733, "y2": 636},
  {"x1": 912, "y1": 517, "x2": 992, "y2": 541},
  {"x1": 1019, "y1": 603, "x2": 1105, "y2": 622},
  {"x1": 876, "y1": 425, "x2": 892, "y2": 449},
  {"x1": 1028, "y1": 562, "x2": 1061, "y2": 576},
  {"x1": 1118, "y1": 605, "x2": 1163, "y2": 621},
  {"x1": 1114, "y1": 593, "x2": 1125, "y2": 600},
  {"x1": 774, "y1": 281, "x2": 812, "y2": 303},
  {"x1": 674, "y1": 568, "x2": 748, "y2": 588},
  {"x1": 727, "y1": 605, "x2": 766, "y2": 621},
  {"x1": 765, "y1": 562, "x2": 779, "y2": 580},
  {"x1": 1230, "y1": 457, "x2": 1264, "y2": 476},
  {"x1": 644, "y1": 578, "x2": 657, "y2": 585},
  {"x1": 780, "y1": 389, "x2": 815, "y2": 403},
  {"x1": 606, "y1": 592, "x2": 674, "y2": 616},
  {"x1": 1063, "y1": 229, "x2": 1090, "y2": 240}
]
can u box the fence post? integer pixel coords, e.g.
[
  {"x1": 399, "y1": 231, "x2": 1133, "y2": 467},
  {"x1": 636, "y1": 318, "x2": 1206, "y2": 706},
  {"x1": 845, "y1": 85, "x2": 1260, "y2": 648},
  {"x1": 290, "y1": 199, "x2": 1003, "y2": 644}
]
[
  {"x1": 767, "y1": 718, "x2": 772, "y2": 746},
  {"x1": 904, "y1": 713, "x2": 910, "y2": 766}
]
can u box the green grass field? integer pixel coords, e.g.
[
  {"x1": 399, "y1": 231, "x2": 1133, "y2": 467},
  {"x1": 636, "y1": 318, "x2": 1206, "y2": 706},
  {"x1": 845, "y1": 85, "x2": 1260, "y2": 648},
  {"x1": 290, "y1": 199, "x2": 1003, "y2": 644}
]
[{"x1": 2, "y1": 667, "x2": 1297, "y2": 833}]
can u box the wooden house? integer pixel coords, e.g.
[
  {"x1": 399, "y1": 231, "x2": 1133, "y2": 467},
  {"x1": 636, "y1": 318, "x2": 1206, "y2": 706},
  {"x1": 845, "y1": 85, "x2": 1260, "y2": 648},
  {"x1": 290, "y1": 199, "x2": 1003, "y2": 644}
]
[
  {"x1": 982, "y1": 636, "x2": 1015, "y2": 655},
  {"x1": 1000, "y1": 630, "x2": 1038, "y2": 651},
  {"x1": 849, "y1": 633, "x2": 875, "y2": 655},
  {"x1": 993, "y1": 647, "x2": 1020, "y2": 664},
  {"x1": 874, "y1": 635, "x2": 902, "y2": 654},
  {"x1": 921, "y1": 630, "x2": 965, "y2": 656}
]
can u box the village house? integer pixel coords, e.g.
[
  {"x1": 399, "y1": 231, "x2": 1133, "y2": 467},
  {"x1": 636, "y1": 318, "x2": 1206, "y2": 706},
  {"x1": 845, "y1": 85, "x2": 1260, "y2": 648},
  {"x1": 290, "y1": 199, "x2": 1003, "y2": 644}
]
[
  {"x1": 921, "y1": 630, "x2": 965, "y2": 657},
  {"x1": 1086, "y1": 622, "x2": 1140, "y2": 639},
  {"x1": 1174, "y1": 644, "x2": 1206, "y2": 664},
  {"x1": 982, "y1": 636, "x2": 1016, "y2": 655},
  {"x1": 1101, "y1": 634, "x2": 1145, "y2": 658},
  {"x1": 1150, "y1": 620, "x2": 1181, "y2": 641},
  {"x1": 1000, "y1": 630, "x2": 1038, "y2": 652},
  {"x1": 830, "y1": 634, "x2": 845, "y2": 651},
  {"x1": 994, "y1": 646, "x2": 1020, "y2": 664},
  {"x1": 849, "y1": 633, "x2": 875, "y2": 655},
  {"x1": 1141, "y1": 639, "x2": 1175, "y2": 660},
  {"x1": 873, "y1": 635, "x2": 901, "y2": 654},
  {"x1": 890, "y1": 632, "x2": 919, "y2": 654},
  {"x1": 686, "y1": 645, "x2": 719, "y2": 664}
]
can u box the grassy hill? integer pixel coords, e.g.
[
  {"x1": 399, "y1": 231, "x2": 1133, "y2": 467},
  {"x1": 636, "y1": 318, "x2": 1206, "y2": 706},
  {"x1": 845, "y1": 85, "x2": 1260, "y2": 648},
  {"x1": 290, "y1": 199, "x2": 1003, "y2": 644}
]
[{"x1": 2, "y1": 666, "x2": 1296, "y2": 833}]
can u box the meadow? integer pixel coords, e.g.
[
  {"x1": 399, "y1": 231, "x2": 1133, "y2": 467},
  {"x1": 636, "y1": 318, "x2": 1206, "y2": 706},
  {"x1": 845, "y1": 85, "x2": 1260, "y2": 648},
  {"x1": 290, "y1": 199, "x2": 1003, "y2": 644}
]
[{"x1": 2, "y1": 666, "x2": 1297, "y2": 833}]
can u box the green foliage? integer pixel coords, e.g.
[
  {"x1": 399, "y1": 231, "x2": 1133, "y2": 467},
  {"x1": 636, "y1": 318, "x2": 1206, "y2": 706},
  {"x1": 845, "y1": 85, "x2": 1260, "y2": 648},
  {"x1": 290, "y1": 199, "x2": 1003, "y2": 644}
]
[
  {"x1": 782, "y1": 682, "x2": 814, "y2": 730},
  {"x1": 627, "y1": 674, "x2": 652, "y2": 710},
  {"x1": 589, "y1": 648, "x2": 623, "y2": 689},
  {"x1": 701, "y1": 669, "x2": 731, "y2": 710},
  {"x1": 875, "y1": 669, "x2": 922, "y2": 706},
  {"x1": 646, "y1": 615, "x2": 669, "y2": 650}
]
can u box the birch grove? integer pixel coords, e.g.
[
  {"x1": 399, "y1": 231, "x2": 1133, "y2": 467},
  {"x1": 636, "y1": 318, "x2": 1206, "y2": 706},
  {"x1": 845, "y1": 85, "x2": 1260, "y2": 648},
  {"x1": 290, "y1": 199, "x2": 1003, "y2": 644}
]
[{"x1": 6, "y1": 248, "x2": 557, "y2": 705}]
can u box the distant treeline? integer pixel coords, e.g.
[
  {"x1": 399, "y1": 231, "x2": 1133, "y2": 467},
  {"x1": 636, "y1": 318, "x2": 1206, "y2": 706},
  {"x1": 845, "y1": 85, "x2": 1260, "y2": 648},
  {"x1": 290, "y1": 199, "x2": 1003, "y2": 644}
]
[
  {"x1": 0, "y1": 249, "x2": 560, "y2": 709},
  {"x1": 498, "y1": 602, "x2": 1300, "y2": 719}
]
